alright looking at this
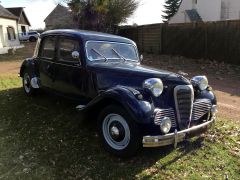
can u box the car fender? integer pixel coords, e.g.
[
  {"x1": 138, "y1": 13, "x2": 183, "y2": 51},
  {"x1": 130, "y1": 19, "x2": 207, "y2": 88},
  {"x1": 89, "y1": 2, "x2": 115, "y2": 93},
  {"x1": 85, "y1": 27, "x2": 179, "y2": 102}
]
[
  {"x1": 80, "y1": 86, "x2": 154, "y2": 124},
  {"x1": 19, "y1": 58, "x2": 38, "y2": 78},
  {"x1": 196, "y1": 89, "x2": 217, "y2": 105}
]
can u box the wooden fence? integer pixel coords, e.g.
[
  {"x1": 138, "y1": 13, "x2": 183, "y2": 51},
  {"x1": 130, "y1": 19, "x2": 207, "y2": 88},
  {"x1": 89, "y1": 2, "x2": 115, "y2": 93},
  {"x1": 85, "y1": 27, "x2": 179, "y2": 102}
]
[{"x1": 118, "y1": 21, "x2": 240, "y2": 65}]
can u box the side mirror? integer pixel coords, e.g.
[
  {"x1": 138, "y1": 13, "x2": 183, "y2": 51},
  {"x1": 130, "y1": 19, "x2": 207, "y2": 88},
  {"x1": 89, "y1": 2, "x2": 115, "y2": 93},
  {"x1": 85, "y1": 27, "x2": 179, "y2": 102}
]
[
  {"x1": 140, "y1": 54, "x2": 144, "y2": 62},
  {"x1": 72, "y1": 51, "x2": 80, "y2": 59}
]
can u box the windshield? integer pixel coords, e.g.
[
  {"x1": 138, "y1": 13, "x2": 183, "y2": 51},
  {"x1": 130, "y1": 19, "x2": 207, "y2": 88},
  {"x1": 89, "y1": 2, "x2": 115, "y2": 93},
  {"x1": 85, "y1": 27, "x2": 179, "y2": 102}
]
[{"x1": 86, "y1": 41, "x2": 139, "y2": 62}]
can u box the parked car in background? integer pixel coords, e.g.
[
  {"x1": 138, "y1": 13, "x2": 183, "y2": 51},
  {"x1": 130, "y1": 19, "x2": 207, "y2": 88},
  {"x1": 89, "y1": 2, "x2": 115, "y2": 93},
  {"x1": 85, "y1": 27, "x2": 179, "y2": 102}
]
[
  {"x1": 19, "y1": 31, "x2": 40, "y2": 42},
  {"x1": 19, "y1": 29, "x2": 218, "y2": 157}
]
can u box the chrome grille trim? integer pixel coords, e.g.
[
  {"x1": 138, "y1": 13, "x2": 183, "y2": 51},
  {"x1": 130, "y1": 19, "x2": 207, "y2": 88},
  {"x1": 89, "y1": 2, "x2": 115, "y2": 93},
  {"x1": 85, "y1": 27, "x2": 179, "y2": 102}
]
[
  {"x1": 154, "y1": 108, "x2": 177, "y2": 127},
  {"x1": 174, "y1": 85, "x2": 194, "y2": 129},
  {"x1": 192, "y1": 99, "x2": 212, "y2": 121}
]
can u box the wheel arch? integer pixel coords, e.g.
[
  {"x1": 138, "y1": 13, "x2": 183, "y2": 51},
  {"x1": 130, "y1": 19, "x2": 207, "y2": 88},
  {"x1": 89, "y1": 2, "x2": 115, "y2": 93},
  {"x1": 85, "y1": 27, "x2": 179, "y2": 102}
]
[
  {"x1": 20, "y1": 58, "x2": 39, "y2": 78},
  {"x1": 83, "y1": 86, "x2": 154, "y2": 124}
]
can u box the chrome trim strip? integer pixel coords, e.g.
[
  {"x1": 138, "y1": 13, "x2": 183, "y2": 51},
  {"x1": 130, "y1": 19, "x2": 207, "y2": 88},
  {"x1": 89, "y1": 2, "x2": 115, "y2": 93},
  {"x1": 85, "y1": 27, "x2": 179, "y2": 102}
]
[
  {"x1": 143, "y1": 117, "x2": 216, "y2": 148},
  {"x1": 40, "y1": 59, "x2": 81, "y2": 68},
  {"x1": 174, "y1": 85, "x2": 194, "y2": 129},
  {"x1": 154, "y1": 108, "x2": 177, "y2": 127},
  {"x1": 192, "y1": 99, "x2": 212, "y2": 121}
]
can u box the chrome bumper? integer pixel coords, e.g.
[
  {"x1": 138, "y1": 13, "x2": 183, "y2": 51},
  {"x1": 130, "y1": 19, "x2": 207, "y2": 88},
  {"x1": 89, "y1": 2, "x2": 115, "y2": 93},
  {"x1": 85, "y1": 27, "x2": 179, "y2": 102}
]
[{"x1": 143, "y1": 117, "x2": 216, "y2": 148}]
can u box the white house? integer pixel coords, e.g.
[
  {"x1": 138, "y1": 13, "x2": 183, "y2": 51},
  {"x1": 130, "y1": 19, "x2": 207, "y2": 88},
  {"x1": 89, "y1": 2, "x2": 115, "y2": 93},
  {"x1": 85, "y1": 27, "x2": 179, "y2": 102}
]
[
  {"x1": 0, "y1": 5, "x2": 22, "y2": 54},
  {"x1": 169, "y1": 0, "x2": 240, "y2": 24},
  {"x1": 6, "y1": 7, "x2": 31, "y2": 35}
]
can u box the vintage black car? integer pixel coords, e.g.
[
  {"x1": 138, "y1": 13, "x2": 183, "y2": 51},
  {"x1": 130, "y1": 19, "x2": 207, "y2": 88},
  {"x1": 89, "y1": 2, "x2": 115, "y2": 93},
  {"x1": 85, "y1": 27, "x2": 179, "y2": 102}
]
[{"x1": 19, "y1": 29, "x2": 217, "y2": 157}]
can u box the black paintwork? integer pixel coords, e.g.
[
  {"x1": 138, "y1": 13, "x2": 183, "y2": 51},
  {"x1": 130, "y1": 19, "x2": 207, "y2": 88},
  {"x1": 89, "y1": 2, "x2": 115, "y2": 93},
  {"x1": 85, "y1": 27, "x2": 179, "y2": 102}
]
[{"x1": 20, "y1": 29, "x2": 217, "y2": 136}]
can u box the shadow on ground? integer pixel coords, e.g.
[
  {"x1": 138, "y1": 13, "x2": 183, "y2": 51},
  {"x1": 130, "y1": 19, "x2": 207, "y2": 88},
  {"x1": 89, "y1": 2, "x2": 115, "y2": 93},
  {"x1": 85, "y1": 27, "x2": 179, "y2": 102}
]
[{"x1": 0, "y1": 87, "x2": 204, "y2": 179}]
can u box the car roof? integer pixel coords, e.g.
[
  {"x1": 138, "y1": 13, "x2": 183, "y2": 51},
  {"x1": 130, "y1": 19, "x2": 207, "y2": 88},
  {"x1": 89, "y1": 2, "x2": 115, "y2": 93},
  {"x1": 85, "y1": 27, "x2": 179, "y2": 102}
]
[{"x1": 40, "y1": 29, "x2": 136, "y2": 45}]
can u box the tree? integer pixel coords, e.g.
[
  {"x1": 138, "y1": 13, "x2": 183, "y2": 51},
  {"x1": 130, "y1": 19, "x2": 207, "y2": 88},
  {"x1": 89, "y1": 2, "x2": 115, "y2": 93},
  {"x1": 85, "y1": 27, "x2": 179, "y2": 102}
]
[
  {"x1": 67, "y1": 0, "x2": 139, "y2": 32},
  {"x1": 162, "y1": 0, "x2": 181, "y2": 22}
]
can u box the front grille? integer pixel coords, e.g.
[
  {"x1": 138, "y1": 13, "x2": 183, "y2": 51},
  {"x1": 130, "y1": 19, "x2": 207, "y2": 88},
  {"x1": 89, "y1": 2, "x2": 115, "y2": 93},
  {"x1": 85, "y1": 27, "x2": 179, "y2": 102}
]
[
  {"x1": 174, "y1": 85, "x2": 194, "y2": 129},
  {"x1": 192, "y1": 99, "x2": 212, "y2": 121},
  {"x1": 154, "y1": 108, "x2": 177, "y2": 127}
]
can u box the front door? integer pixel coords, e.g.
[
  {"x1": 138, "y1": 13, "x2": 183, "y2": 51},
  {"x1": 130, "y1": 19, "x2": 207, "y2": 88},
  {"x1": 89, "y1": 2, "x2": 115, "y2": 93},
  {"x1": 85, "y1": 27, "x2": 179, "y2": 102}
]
[
  {"x1": 38, "y1": 36, "x2": 56, "y2": 89},
  {"x1": 53, "y1": 36, "x2": 89, "y2": 100}
]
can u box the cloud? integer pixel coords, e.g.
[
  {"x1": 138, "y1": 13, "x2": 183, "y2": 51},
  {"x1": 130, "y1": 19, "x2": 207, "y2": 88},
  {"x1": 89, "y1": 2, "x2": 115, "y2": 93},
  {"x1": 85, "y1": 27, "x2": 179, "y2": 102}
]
[
  {"x1": 24, "y1": 0, "x2": 57, "y2": 29},
  {"x1": 2, "y1": 0, "x2": 164, "y2": 29},
  {"x1": 127, "y1": 0, "x2": 164, "y2": 25}
]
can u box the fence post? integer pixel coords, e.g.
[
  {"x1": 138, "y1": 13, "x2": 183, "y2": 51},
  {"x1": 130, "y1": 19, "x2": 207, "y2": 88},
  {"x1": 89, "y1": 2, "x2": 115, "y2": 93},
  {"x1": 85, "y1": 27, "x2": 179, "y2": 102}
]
[
  {"x1": 159, "y1": 24, "x2": 163, "y2": 54},
  {"x1": 204, "y1": 24, "x2": 208, "y2": 59},
  {"x1": 142, "y1": 26, "x2": 144, "y2": 53}
]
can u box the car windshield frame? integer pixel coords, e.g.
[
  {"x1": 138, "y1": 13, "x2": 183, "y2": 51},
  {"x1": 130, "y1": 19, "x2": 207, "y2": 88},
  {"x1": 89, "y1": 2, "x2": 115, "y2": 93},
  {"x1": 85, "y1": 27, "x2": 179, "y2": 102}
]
[{"x1": 85, "y1": 40, "x2": 139, "y2": 63}]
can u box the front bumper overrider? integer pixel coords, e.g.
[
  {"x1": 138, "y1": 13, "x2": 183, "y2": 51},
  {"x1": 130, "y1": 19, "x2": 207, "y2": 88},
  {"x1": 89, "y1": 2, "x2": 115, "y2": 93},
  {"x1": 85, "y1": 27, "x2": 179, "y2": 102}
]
[{"x1": 142, "y1": 116, "x2": 216, "y2": 148}]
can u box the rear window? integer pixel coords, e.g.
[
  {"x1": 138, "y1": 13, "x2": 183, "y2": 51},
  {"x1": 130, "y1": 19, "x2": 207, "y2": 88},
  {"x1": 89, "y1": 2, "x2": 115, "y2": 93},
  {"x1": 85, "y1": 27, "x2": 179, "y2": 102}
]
[
  {"x1": 40, "y1": 37, "x2": 55, "y2": 59},
  {"x1": 29, "y1": 32, "x2": 37, "y2": 35}
]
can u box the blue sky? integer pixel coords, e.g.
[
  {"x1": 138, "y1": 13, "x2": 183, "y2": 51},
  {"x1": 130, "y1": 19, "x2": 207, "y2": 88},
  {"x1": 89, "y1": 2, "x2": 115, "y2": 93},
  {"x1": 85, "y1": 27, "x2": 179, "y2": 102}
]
[{"x1": 1, "y1": 0, "x2": 164, "y2": 29}]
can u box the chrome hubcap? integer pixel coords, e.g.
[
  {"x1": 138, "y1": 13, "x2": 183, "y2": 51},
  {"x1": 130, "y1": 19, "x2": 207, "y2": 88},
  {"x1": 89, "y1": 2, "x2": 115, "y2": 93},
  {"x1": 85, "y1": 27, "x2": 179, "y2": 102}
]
[
  {"x1": 110, "y1": 126, "x2": 120, "y2": 137},
  {"x1": 102, "y1": 114, "x2": 130, "y2": 150}
]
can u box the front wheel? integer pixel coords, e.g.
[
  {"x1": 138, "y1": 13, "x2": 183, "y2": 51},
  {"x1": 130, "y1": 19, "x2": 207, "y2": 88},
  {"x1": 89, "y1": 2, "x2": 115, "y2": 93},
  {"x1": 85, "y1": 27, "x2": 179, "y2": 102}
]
[{"x1": 98, "y1": 105, "x2": 142, "y2": 157}]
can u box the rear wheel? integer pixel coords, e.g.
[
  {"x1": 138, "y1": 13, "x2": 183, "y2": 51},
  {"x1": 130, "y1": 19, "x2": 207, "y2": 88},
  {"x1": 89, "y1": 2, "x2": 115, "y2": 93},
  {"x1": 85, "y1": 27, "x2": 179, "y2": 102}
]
[
  {"x1": 22, "y1": 71, "x2": 36, "y2": 96},
  {"x1": 98, "y1": 105, "x2": 142, "y2": 157},
  {"x1": 29, "y1": 36, "x2": 36, "y2": 42}
]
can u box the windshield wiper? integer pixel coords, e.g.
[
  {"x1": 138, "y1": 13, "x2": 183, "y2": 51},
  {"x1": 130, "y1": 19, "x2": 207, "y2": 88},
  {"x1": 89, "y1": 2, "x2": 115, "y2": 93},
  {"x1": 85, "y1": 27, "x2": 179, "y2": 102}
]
[
  {"x1": 91, "y1": 48, "x2": 108, "y2": 62},
  {"x1": 111, "y1": 48, "x2": 127, "y2": 62}
]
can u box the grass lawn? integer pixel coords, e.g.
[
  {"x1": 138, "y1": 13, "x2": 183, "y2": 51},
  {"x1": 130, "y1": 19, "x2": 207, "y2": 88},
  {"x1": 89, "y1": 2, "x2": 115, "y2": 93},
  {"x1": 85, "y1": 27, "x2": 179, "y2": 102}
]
[{"x1": 0, "y1": 75, "x2": 239, "y2": 179}]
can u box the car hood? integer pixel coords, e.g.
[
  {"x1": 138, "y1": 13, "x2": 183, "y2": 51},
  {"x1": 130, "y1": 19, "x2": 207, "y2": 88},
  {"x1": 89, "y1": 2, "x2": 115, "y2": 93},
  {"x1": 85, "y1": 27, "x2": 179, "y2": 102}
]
[{"x1": 87, "y1": 62, "x2": 190, "y2": 90}]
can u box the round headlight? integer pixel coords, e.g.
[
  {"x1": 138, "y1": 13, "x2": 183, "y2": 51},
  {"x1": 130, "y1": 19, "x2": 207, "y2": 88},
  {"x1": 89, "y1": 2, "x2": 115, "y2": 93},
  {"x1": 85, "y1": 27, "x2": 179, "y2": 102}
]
[
  {"x1": 143, "y1": 78, "x2": 164, "y2": 97},
  {"x1": 191, "y1": 76, "x2": 208, "y2": 91},
  {"x1": 160, "y1": 117, "x2": 172, "y2": 134}
]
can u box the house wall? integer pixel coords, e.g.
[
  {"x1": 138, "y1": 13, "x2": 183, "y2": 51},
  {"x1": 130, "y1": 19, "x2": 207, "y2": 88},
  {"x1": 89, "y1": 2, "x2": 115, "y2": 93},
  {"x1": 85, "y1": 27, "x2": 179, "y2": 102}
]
[
  {"x1": 195, "y1": 0, "x2": 221, "y2": 21},
  {"x1": 169, "y1": 0, "x2": 193, "y2": 24},
  {"x1": 169, "y1": 0, "x2": 240, "y2": 23},
  {"x1": 0, "y1": 17, "x2": 20, "y2": 47},
  {"x1": 222, "y1": 0, "x2": 240, "y2": 20},
  {"x1": 0, "y1": 26, "x2": 4, "y2": 48},
  {"x1": 44, "y1": 5, "x2": 76, "y2": 30},
  {"x1": 18, "y1": 24, "x2": 29, "y2": 34}
]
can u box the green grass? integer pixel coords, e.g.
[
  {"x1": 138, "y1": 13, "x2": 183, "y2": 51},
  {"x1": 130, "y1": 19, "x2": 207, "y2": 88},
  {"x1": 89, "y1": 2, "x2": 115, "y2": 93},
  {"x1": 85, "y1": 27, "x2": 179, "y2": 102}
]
[{"x1": 0, "y1": 75, "x2": 239, "y2": 179}]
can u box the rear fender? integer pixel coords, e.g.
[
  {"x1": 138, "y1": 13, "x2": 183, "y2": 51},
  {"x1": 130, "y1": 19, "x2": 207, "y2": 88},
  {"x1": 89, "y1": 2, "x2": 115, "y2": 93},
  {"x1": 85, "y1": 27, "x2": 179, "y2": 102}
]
[{"x1": 20, "y1": 58, "x2": 38, "y2": 77}]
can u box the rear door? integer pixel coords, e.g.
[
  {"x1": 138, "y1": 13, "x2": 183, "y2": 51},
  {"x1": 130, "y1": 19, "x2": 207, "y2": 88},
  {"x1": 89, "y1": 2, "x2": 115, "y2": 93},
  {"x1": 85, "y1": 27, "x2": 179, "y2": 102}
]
[
  {"x1": 38, "y1": 36, "x2": 57, "y2": 89},
  {"x1": 53, "y1": 36, "x2": 89, "y2": 100}
]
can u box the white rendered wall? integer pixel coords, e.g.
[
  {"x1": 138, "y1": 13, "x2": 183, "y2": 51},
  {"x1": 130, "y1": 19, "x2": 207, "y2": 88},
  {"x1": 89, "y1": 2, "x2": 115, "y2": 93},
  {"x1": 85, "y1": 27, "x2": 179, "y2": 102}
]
[
  {"x1": 0, "y1": 17, "x2": 20, "y2": 47},
  {"x1": 195, "y1": 0, "x2": 221, "y2": 22},
  {"x1": 168, "y1": 0, "x2": 240, "y2": 23},
  {"x1": 222, "y1": 0, "x2": 240, "y2": 20},
  {"x1": 169, "y1": 0, "x2": 193, "y2": 24}
]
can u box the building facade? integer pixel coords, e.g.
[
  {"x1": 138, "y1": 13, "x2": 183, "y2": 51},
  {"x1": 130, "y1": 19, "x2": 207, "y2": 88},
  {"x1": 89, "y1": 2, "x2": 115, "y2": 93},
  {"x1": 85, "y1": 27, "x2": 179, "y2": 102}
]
[
  {"x1": 169, "y1": 0, "x2": 240, "y2": 24},
  {"x1": 6, "y1": 7, "x2": 31, "y2": 35},
  {"x1": 44, "y1": 4, "x2": 76, "y2": 30},
  {"x1": 0, "y1": 5, "x2": 21, "y2": 54}
]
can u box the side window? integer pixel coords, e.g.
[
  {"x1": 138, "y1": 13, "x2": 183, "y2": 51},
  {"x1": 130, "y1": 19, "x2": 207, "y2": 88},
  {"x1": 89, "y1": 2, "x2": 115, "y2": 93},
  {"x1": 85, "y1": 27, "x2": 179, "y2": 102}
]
[
  {"x1": 59, "y1": 38, "x2": 80, "y2": 62},
  {"x1": 40, "y1": 37, "x2": 55, "y2": 60}
]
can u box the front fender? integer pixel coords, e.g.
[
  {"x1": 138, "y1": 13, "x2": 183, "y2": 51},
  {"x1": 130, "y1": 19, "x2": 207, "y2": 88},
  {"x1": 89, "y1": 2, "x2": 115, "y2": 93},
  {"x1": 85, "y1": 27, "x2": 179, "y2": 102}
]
[
  {"x1": 196, "y1": 89, "x2": 217, "y2": 105},
  {"x1": 84, "y1": 86, "x2": 154, "y2": 124}
]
